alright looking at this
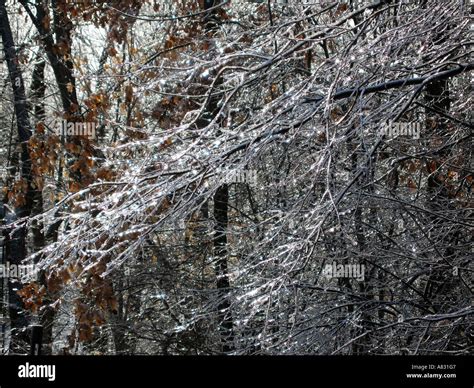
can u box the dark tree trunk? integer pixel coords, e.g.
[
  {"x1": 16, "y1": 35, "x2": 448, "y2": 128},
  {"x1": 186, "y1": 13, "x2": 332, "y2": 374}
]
[
  {"x1": 201, "y1": 0, "x2": 235, "y2": 353},
  {"x1": 0, "y1": 0, "x2": 34, "y2": 353},
  {"x1": 213, "y1": 184, "x2": 234, "y2": 353},
  {"x1": 29, "y1": 55, "x2": 57, "y2": 355}
]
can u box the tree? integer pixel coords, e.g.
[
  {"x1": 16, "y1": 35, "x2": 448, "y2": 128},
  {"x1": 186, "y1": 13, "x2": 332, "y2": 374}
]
[{"x1": 0, "y1": 0, "x2": 471, "y2": 355}]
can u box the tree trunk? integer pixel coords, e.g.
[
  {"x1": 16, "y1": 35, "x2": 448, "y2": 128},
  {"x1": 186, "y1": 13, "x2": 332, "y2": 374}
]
[
  {"x1": 201, "y1": 0, "x2": 235, "y2": 353},
  {"x1": 213, "y1": 184, "x2": 234, "y2": 353},
  {"x1": 0, "y1": 0, "x2": 34, "y2": 353}
]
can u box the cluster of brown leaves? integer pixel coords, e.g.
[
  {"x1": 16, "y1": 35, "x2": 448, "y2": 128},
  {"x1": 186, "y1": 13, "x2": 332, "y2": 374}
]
[
  {"x1": 40, "y1": 257, "x2": 118, "y2": 344},
  {"x1": 28, "y1": 124, "x2": 61, "y2": 190},
  {"x1": 6, "y1": 178, "x2": 28, "y2": 208},
  {"x1": 83, "y1": 93, "x2": 110, "y2": 122},
  {"x1": 17, "y1": 283, "x2": 46, "y2": 314}
]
